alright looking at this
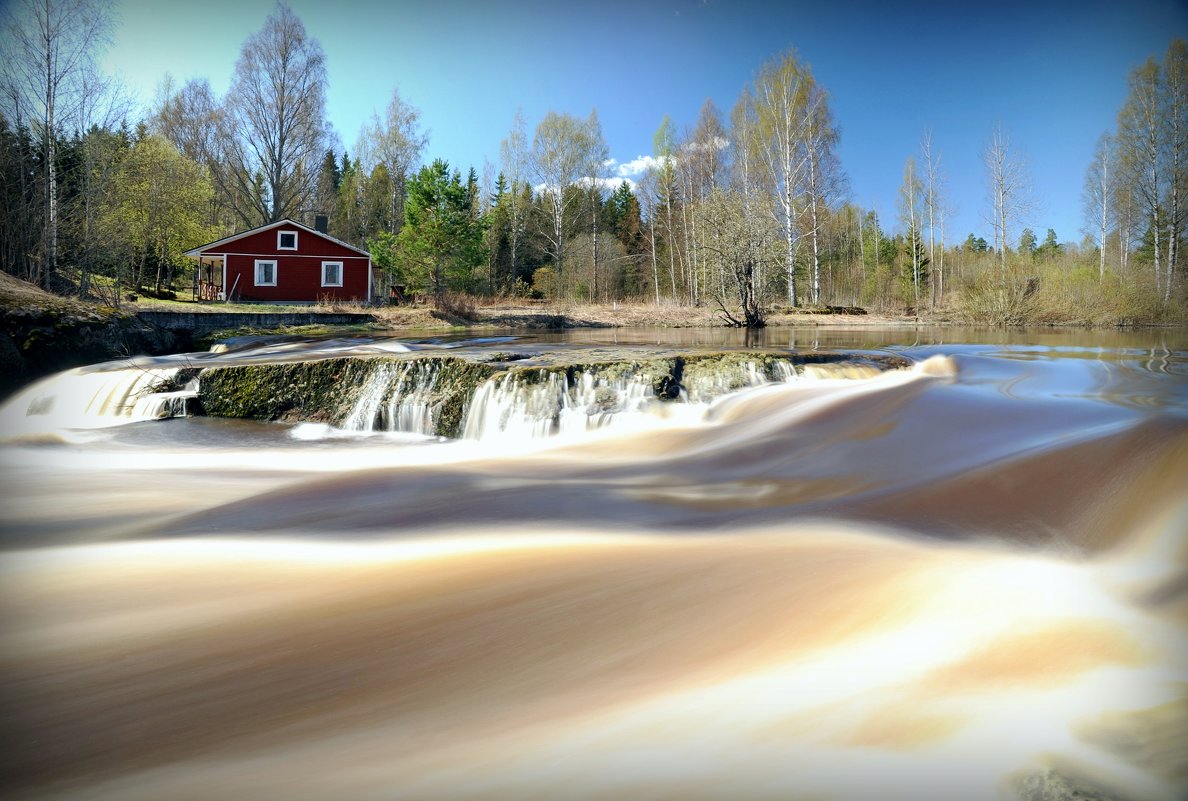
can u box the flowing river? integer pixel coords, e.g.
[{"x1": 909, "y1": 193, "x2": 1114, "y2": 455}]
[{"x1": 0, "y1": 326, "x2": 1185, "y2": 801}]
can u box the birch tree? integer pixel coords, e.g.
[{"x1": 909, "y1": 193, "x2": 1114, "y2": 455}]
[
  {"x1": 798, "y1": 76, "x2": 844, "y2": 305},
  {"x1": 749, "y1": 50, "x2": 810, "y2": 306},
  {"x1": 583, "y1": 109, "x2": 610, "y2": 301},
  {"x1": 686, "y1": 100, "x2": 729, "y2": 301},
  {"x1": 920, "y1": 130, "x2": 946, "y2": 306},
  {"x1": 529, "y1": 111, "x2": 589, "y2": 297},
  {"x1": 152, "y1": 77, "x2": 242, "y2": 229},
  {"x1": 1117, "y1": 58, "x2": 1166, "y2": 296},
  {"x1": 653, "y1": 115, "x2": 680, "y2": 301},
  {"x1": 900, "y1": 155, "x2": 924, "y2": 312},
  {"x1": 357, "y1": 88, "x2": 427, "y2": 236},
  {"x1": 499, "y1": 109, "x2": 530, "y2": 292},
  {"x1": 730, "y1": 86, "x2": 765, "y2": 293},
  {"x1": 1163, "y1": 39, "x2": 1186, "y2": 301},
  {"x1": 153, "y1": 77, "x2": 220, "y2": 165},
  {"x1": 0, "y1": 0, "x2": 112, "y2": 288},
  {"x1": 638, "y1": 167, "x2": 662, "y2": 305},
  {"x1": 224, "y1": 3, "x2": 328, "y2": 225},
  {"x1": 1082, "y1": 132, "x2": 1115, "y2": 281},
  {"x1": 1113, "y1": 164, "x2": 1137, "y2": 278},
  {"x1": 982, "y1": 124, "x2": 1033, "y2": 279}
]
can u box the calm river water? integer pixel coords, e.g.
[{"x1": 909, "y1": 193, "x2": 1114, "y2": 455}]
[{"x1": 0, "y1": 326, "x2": 1185, "y2": 801}]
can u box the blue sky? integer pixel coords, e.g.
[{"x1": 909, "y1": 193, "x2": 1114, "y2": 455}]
[{"x1": 99, "y1": 0, "x2": 1187, "y2": 245}]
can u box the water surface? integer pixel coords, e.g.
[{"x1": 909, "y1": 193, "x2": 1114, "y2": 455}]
[{"x1": 0, "y1": 327, "x2": 1185, "y2": 801}]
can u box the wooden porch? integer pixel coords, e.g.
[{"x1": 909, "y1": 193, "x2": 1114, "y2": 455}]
[{"x1": 192, "y1": 257, "x2": 224, "y2": 302}]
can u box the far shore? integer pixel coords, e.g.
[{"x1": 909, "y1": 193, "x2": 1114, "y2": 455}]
[
  {"x1": 127, "y1": 296, "x2": 1188, "y2": 332},
  {"x1": 126, "y1": 297, "x2": 978, "y2": 331}
]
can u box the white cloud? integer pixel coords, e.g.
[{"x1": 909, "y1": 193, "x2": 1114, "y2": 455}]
[
  {"x1": 535, "y1": 176, "x2": 636, "y2": 195},
  {"x1": 615, "y1": 155, "x2": 667, "y2": 177},
  {"x1": 586, "y1": 176, "x2": 635, "y2": 192},
  {"x1": 612, "y1": 141, "x2": 728, "y2": 179}
]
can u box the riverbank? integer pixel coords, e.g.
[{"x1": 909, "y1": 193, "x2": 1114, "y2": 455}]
[{"x1": 129, "y1": 295, "x2": 921, "y2": 330}]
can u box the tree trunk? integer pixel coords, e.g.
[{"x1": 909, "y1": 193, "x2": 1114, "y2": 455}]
[
  {"x1": 1100, "y1": 157, "x2": 1108, "y2": 282},
  {"x1": 649, "y1": 216, "x2": 660, "y2": 305},
  {"x1": 591, "y1": 190, "x2": 599, "y2": 302},
  {"x1": 938, "y1": 213, "x2": 945, "y2": 305},
  {"x1": 664, "y1": 193, "x2": 676, "y2": 301},
  {"x1": 43, "y1": 2, "x2": 57, "y2": 291},
  {"x1": 553, "y1": 195, "x2": 564, "y2": 298},
  {"x1": 783, "y1": 194, "x2": 797, "y2": 307},
  {"x1": 1166, "y1": 104, "x2": 1180, "y2": 304}
]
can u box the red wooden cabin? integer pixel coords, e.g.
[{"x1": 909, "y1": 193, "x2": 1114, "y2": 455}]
[{"x1": 184, "y1": 218, "x2": 375, "y2": 304}]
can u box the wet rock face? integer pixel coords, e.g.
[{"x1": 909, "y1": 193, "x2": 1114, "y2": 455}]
[
  {"x1": 197, "y1": 357, "x2": 501, "y2": 437},
  {"x1": 194, "y1": 350, "x2": 908, "y2": 439},
  {"x1": 199, "y1": 359, "x2": 374, "y2": 423}
]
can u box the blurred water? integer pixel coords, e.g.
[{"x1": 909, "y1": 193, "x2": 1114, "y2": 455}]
[{"x1": 0, "y1": 328, "x2": 1185, "y2": 801}]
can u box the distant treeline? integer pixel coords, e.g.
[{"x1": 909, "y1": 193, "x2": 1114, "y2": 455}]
[{"x1": 0, "y1": 1, "x2": 1183, "y2": 325}]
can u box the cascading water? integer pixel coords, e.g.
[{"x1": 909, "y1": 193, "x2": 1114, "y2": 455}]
[
  {"x1": 340, "y1": 360, "x2": 444, "y2": 436},
  {"x1": 458, "y1": 358, "x2": 886, "y2": 441},
  {"x1": 460, "y1": 368, "x2": 662, "y2": 440},
  {"x1": 0, "y1": 364, "x2": 197, "y2": 437}
]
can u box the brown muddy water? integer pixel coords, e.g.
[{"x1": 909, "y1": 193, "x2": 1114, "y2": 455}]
[{"x1": 0, "y1": 326, "x2": 1186, "y2": 801}]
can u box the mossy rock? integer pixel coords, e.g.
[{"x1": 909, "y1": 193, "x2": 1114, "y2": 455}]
[
  {"x1": 198, "y1": 359, "x2": 376, "y2": 423},
  {"x1": 197, "y1": 356, "x2": 499, "y2": 437}
]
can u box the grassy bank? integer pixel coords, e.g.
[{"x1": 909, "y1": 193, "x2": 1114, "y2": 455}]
[{"x1": 0, "y1": 273, "x2": 182, "y2": 399}]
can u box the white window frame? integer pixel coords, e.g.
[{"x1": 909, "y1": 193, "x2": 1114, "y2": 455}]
[
  {"x1": 321, "y1": 260, "x2": 344, "y2": 288},
  {"x1": 277, "y1": 230, "x2": 298, "y2": 251},
  {"x1": 254, "y1": 259, "x2": 277, "y2": 286}
]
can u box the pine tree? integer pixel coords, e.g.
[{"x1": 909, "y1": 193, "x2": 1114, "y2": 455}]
[
  {"x1": 1019, "y1": 228, "x2": 1037, "y2": 260},
  {"x1": 1037, "y1": 228, "x2": 1063, "y2": 260},
  {"x1": 901, "y1": 226, "x2": 930, "y2": 310},
  {"x1": 395, "y1": 159, "x2": 487, "y2": 298}
]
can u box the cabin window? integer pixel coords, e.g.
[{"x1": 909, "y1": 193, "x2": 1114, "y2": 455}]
[
  {"x1": 254, "y1": 259, "x2": 277, "y2": 286},
  {"x1": 321, "y1": 261, "x2": 343, "y2": 287},
  {"x1": 277, "y1": 230, "x2": 298, "y2": 250}
]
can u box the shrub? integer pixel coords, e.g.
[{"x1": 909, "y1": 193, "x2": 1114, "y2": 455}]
[
  {"x1": 435, "y1": 291, "x2": 478, "y2": 321},
  {"x1": 532, "y1": 267, "x2": 557, "y2": 299}
]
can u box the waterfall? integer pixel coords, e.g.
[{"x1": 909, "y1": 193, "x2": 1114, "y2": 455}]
[
  {"x1": 459, "y1": 359, "x2": 816, "y2": 441},
  {"x1": 130, "y1": 381, "x2": 199, "y2": 420},
  {"x1": 0, "y1": 364, "x2": 197, "y2": 437},
  {"x1": 341, "y1": 360, "x2": 444, "y2": 436},
  {"x1": 460, "y1": 368, "x2": 661, "y2": 440},
  {"x1": 1, "y1": 351, "x2": 896, "y2": 443}
]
